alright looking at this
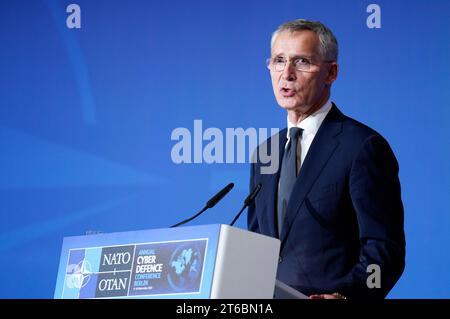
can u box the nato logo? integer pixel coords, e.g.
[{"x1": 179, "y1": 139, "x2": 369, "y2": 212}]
[
  {"x1": 66, "y1": 258, "x2": 92, "y2": 289},
  {"x1": 62, "y1": 248, "x2": 101, "y2": 298}
]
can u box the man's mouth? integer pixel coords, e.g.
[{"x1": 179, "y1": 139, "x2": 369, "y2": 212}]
[{"x1": 280, "y1": 87, "x2": 295, "y2": 97}]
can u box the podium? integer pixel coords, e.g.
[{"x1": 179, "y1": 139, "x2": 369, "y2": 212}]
[{"x1": 54, "y1": 224, "x2": 280, "y2": 299}]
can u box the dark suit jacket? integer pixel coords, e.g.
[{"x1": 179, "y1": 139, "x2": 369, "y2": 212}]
[{"x1": 248, "y1": 104, "x2": 405, "y2": 299}]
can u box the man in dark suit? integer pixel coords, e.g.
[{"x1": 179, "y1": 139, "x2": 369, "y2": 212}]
[{"x1": 247, "y1": 19, "x2": 405, "y2": 299}]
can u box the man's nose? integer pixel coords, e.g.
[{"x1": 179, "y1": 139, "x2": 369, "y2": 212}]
[{"x1": 281, "y1": 61, "x2": 296, "y2": 81}]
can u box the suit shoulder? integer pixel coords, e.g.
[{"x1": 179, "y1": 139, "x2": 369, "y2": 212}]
[
  {"x1": 251, "y1": 128, "x2": 285, "y2": 168},
  {"x1": 253, "y1": 128, "x2": 285, "y2": 152},
  {"x1": 329, "y1": 104, "x2": 384, "y2": 143},
  {"x1": 342, "y1": 114, "x2": 381, "y2": 138},
  {"x1": 339, "y1": 113, "x2": 394, "y2": 148},
  {"x1": 337, "y1": 112, "x2": 395, "y2": 159}
]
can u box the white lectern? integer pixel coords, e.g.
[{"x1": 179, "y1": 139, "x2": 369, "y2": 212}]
[{"x1": 54, "y1": 224, "x2": 280, "y2": 299}]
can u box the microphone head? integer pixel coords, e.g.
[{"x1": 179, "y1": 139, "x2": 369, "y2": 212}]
[
  {"x1": 244, "y1": 183, "x2": 262, "y2": 206},
  {"x1": 206, "y1": 182, "x2": 234, "y2": 208}
]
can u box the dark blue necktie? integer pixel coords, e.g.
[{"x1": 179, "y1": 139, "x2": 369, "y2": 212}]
[{"x1": 277, "y1": 127, "x2": 303, "y2": 236}]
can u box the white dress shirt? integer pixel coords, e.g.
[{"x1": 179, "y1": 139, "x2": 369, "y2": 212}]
[{"x1": 286, "y1": 99, "x2": 333, "y2": 173}]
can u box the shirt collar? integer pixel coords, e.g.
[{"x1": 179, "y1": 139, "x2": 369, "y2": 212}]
[{"x1": 287, "y1": 99, "x2": 333, "y2": 139}]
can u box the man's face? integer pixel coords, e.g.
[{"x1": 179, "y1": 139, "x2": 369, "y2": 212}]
[{"x1": 269, "y1": 30, "x2": 337, "y2": 114}]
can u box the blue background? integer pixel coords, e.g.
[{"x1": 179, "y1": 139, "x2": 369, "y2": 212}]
[{"x1": 0, "y1": 0, "x2": 449, "y2": 298}]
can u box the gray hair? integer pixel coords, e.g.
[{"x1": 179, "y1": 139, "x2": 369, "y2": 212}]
[{"x1": 271, "y1": 19, "x2": 338, "y2": 61}]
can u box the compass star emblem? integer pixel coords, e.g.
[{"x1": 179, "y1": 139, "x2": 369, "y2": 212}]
[{"x1": 66, "y1": 259, "x2": 92, "y2": 289}]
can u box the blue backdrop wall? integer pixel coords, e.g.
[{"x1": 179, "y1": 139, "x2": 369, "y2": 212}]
[{"x1": 0, "y1": 0, "x2": 449, "y2": 298}]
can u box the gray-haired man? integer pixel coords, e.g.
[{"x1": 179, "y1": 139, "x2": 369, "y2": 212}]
[{"x1": 248, "y1": 19, "x2": 405, "y2": 299}]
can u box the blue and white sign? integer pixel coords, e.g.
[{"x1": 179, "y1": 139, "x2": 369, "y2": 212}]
[{"x1": 54, "y1": 225, "x2": 221, "y2": 299}]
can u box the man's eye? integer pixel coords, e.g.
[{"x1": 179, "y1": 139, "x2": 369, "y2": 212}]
[
  {"x1": 274, "y1": 58, "x2": 285, "y2": 64},
  {"x1": 295, "y1": 58, "x2": 311, "y2": 65}
]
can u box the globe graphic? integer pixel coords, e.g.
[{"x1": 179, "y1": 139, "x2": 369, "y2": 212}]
[{"x1": 168, "y1": 245, "x2": 202, "y2": 291}]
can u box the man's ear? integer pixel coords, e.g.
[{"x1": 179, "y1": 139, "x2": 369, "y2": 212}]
[{"x1": 325, "y1": 62, "x2": 338, "y2": 85}]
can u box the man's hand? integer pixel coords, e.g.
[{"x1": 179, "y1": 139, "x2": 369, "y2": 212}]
[{"x1": 309, "y1": 292, "x2": 346, "y2": 299}]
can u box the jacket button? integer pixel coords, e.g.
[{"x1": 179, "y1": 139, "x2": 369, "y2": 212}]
[{"x1": 278, "y1": 256, "x2": 282, "y2": 263}]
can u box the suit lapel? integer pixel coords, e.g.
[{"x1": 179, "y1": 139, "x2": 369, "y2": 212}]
[
  {"x1": 279, "y1": 104, "x2": 344, "y2": 247},
  {"x1": 258, "y1": 128, "x2": 287, "y2": 238}
]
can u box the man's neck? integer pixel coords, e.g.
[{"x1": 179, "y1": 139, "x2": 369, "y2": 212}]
[{"x1": 288, "y1": 92, "x2": 330, "y2": 125}]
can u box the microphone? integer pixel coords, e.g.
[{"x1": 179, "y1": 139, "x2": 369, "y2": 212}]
[
  {"x1": 230, "y1": 183, "x2": 262, "y2": 226},
  {"x1": 206, "y1": 182, "x2": 234, "y2": 209},
  {"x1": 170, "y1": 182, "x2": 234, "y2": 228}
]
